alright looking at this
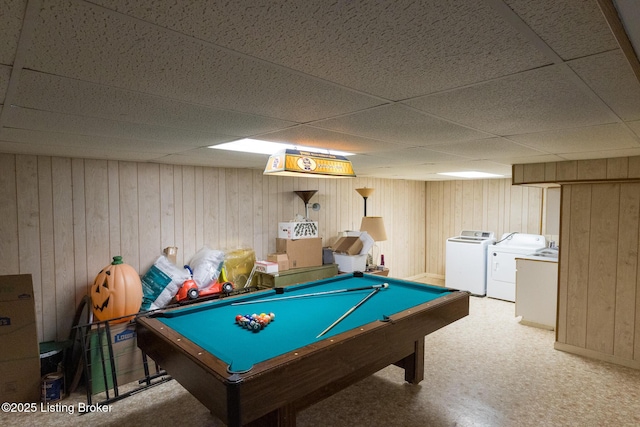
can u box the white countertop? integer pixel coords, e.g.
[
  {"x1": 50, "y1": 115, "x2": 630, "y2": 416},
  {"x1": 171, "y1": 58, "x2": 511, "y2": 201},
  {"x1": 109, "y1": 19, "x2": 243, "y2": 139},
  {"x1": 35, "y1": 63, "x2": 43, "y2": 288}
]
[{"x1": 516, "y1": 255, "x2": 558, "y2": 262}]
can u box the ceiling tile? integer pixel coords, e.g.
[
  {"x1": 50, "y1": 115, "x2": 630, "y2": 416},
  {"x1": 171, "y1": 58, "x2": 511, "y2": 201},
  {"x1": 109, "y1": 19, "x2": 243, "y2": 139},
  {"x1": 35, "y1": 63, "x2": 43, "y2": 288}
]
[
  {"x1": 350, "y1": 148, "x2": 469, "y2": 169},
  {"x1": 363, "y1": 160, "x2": 513, "y2": 179},
  {"x1": 4, "y1": 106, "x2": 234, "y2": 147},
  {"x1": 0, "y1": 138, "x2": 156, "y2": 161},
  {"x1": 91, "y1": 0, "x2": 551, "y2": 99},
  {"x1": 558, "y1": 147, "x2": 640, "y2": 160},
  {"x1": 0, "y1": 0, "x2": 26, "y2": 64},
  {"x1": 254, "y1": 125, "x2": 403, "y2": 154},
  {"x1": 24, "y1": 0, "x2": 382, "y2": 121},
  {"x1": 427, "y1": 137, "x2": 548, "y2": 159},
  {"x1": 504, "y1": 0, "x2": 618, "y2": 60},
  {"x1": 405, "y1": 65, "x2": 616, "y2": 135},
  {"x1": 0, "y1": 64, "x2": 11, "y2": 101},
  {"x1": 508, "y1": 123, "x2": 640, "y2": 153},
  {"x1": 0, "y1": 0, "x2": 635, "y2": 180},
  {"x1": 312, "y1": 104, "x2": 492, "y2": 146},
  {"x1": 489, "y1": 154, "x2": 565, "y2": 164},
  {"x1": 439, "y1": 161, "x2": 514, "y2": 176},
  {"x1": 1, "y1": 127, "x2": 206, "y2": 155},
  {"x1": 155, "y1": 147, "x2": 269, "y2": 169},
  {"x1": 13, "y1": 70, "x2": 296, "y2": 136},
  {"x1": 568, "y1": 50, "x2": 640, "y2": 121}
]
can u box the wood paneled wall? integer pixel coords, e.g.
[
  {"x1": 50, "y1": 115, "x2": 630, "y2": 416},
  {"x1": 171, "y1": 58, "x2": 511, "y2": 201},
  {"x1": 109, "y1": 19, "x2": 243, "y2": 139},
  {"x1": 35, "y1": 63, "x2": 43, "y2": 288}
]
[
  {"x1": 512, "y1": 156, "x2": 640, "y2": 185},
  {"x1": 556, "y1": 182, "x2": 640, "y2": 368},
  {"x1": 0, "y1": 153, "x2": 425, "y2": 343},
  {"x1": 424, "y1": 179, "x2": 543, "y2": 279},
  {"x1": 512, "y1": 156, "x2": 640, "y2": 368},
  {"x1": 0, "y1": 152, "x2": 545, "y2": 344}
]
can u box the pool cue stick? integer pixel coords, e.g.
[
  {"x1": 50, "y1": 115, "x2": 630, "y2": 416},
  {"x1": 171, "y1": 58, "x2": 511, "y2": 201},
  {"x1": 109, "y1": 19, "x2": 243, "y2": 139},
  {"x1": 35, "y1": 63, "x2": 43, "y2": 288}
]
[
  {"x1": 243, "y1": 264, "x2": 258, "y2": 288},
  {"x1": 316, "y1": 284, "x2": 387, "y2": 338},
  {"x1": 230, "y1": 283, "x2": 388, "y2": 306}
]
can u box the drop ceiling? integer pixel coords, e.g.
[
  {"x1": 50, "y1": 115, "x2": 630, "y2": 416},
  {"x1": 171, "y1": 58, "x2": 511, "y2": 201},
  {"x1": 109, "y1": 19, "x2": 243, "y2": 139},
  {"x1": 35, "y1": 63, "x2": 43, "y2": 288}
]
[{"x1": 1, "y1": 0, "x2": 639, "y2": 180}]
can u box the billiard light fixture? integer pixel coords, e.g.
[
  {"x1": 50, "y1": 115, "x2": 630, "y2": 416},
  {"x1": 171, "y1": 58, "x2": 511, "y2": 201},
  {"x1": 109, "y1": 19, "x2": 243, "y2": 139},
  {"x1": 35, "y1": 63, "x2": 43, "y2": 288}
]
[
  {"x1": 210, "y1": 138, "x2": 356, "y2": 178},
  {"x1": 264, "y1": 149, "x2": 356, "y2": 178}
]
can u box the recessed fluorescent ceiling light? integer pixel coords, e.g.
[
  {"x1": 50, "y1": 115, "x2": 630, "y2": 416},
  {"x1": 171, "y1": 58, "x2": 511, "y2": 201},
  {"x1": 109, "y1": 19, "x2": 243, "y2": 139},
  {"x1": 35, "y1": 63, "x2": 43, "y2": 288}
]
[
  {"x1": 437, "y1": 171, "x2": 503, "y2": 178},
  {"x1": 210, "y1": 138, "x2": 354, "y2": 156}
]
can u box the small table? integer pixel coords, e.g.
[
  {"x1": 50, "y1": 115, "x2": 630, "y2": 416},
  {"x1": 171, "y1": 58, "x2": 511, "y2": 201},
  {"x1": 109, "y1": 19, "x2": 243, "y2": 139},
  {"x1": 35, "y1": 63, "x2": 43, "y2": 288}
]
[
  {"x1": 137, "y1": 273, "x2": 469, "y2": 426},
  {"x1": 254, "y1": 264, "x2": 338, "y2": 289},
  {"x1": 366, "y1": 268, "x2": 389, "y2": 276}
]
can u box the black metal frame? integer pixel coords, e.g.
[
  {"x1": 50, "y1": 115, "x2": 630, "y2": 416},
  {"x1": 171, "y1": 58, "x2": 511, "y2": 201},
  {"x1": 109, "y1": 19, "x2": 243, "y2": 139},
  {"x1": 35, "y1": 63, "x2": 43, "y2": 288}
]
[
  {"x1": 74, "y1": 316, "x2": 172, "y2": 411},
  {"x1": 68, "y1": 286, "x2": 259, "y2": 412}
]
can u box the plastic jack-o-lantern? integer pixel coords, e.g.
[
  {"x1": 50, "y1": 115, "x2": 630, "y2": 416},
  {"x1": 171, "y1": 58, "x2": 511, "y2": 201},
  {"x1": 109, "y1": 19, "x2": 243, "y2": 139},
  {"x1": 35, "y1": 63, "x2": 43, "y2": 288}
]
[{"x1": 91, "y1": 256, "x2": 143, "y2": 323}]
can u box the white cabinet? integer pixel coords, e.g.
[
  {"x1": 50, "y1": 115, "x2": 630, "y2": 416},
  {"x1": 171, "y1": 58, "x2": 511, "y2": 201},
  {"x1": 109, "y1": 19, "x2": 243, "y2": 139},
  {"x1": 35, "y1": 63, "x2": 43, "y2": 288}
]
[{"x1": 515, "y1": 258, "x2": 558, "y2": 330}]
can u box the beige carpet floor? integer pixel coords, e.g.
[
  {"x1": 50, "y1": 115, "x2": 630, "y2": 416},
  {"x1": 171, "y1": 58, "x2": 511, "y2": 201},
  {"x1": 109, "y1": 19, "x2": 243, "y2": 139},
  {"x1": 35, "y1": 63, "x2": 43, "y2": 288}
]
[{"x1": 3, "y1": 296, "x2": 640, "y2": 426}]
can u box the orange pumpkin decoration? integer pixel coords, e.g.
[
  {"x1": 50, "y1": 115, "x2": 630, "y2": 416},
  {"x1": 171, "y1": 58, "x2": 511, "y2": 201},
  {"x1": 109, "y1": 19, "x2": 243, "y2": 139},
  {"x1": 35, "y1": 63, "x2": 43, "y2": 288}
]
[{"x1": 91, "y1": 256, "x2": 143, "y2": 323}]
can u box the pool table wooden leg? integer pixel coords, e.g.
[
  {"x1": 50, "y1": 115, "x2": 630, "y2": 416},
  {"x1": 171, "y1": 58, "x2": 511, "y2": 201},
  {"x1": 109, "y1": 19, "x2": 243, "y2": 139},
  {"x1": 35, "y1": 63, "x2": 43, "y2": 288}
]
[
  {"x1": 395, "y1": 336, "x2": 425, "y2": 384},
  {"x1": 244, "y1": 403, "x2": 296, "y2": 427}
]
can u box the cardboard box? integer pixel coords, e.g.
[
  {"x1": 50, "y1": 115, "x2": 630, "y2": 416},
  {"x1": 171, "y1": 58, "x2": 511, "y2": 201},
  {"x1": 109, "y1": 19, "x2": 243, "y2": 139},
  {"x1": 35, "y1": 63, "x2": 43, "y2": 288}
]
[
  {"x1": 267, "y1": 253, "x2": 289, "y2": 271},
  {"x1": 276, "y1": 238, "x2": 322, "y2": 269},
  {"x1": 332, "y1": 236, "x2": 363, "y2": 255},
  {"x1": 278, "y1": 221, "x2": 319, "y2": 239},
  {"x1": 254, "y1": 261, "x2": 279, "y2": 274},
  {"x1": 89, "y1": 321, "x2": 151, "y2": 394},
  {"x1": 163, "y1": 246, "x2": 178, "y2": 264},
  {"x1": 334, "y1": 254, "x2": 367, "y2": 273},
  {"x1": 336, "y1": 231, "x2": 374, "y2": 253},
  {"x1": 0, "y1": 274, "x2": 41, "y2": 403}
]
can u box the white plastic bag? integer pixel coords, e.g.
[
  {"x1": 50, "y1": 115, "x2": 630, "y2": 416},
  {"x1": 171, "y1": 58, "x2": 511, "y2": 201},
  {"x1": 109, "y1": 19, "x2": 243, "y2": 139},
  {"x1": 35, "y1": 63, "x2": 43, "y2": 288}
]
[{"x1": 189, "y1": 246, "x2": 225, "y2": 289}]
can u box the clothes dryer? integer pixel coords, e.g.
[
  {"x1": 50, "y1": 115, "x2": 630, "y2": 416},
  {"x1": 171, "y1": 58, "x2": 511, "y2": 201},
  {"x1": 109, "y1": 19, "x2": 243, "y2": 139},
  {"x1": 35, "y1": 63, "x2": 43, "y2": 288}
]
[{"x1": 486, "y1": 233, "x2": 546, "y2": 302}]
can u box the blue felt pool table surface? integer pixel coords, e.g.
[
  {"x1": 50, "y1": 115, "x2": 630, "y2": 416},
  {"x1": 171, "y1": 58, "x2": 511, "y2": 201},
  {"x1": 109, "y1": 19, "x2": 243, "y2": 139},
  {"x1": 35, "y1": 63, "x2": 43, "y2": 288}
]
[{"x1": 155, "y1": 274, "x2": 453, "y2": 373}]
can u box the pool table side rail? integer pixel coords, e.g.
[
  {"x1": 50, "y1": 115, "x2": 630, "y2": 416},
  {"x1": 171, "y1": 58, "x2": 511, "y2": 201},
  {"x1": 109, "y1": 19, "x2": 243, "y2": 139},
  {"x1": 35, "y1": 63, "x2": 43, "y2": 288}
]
[
  {"x1": 251, "y1": 290, "x2": 471, "y2": 413},
  {"x1": 137, "y1": 290, "x2": 469, "y2": 426},
  {"x1": 136, "y1": 317, "x2": 234, "y2": 421}
]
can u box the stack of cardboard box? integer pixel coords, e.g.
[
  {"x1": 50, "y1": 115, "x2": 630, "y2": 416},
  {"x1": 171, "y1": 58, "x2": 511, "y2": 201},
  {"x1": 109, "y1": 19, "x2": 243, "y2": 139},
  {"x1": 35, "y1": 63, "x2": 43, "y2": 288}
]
[
  {"x1": 273, "y1": 220, "x2": 323, "y2": 270},
  {"x1": 0, "y1": 275, "x2": 41, "y2": 402}
]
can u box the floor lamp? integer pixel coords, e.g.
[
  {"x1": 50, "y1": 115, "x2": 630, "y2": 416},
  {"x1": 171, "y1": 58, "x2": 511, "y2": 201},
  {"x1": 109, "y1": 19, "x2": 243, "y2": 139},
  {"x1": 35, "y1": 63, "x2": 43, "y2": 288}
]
[{"x1": 355, "y1": 187, "x2": 374, "y2": 217}]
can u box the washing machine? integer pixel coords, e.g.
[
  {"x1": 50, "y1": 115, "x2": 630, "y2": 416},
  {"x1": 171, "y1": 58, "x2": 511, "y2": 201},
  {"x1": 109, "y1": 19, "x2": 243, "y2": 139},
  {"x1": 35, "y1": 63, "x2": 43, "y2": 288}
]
[
  {"x1": 486, "y1": 233, "x2": 546, "y2": 302},
  {"x1": 445, "y1": 230, "x2": 495, "y2": 295}
]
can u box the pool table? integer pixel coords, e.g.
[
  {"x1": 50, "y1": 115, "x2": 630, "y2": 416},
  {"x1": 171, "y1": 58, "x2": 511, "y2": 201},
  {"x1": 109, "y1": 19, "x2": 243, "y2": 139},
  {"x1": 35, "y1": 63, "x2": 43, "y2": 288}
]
[{"x1": 136, "y1": 273, "x2": 469, "y2": 426}]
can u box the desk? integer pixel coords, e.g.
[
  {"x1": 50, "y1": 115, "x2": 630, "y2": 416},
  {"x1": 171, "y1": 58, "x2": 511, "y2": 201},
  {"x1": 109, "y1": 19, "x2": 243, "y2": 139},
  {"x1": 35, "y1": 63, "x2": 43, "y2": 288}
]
[{"x1": 137, "y1": 273, "x2": 469, "y2": 426}]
